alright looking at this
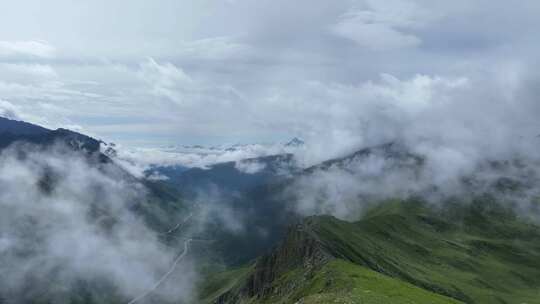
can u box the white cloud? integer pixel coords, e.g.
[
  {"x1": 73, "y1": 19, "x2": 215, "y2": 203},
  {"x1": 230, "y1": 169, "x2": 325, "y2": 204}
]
[
  {"x1": 0, "y1": 99, "x2": 22, "y2": 120},
  {"x1": 330, "y1": 0, "x2": 434, "y2": 50},
  {"x1": 106, "y1": 142, "x2": 301, "y2": 174},
  {"x1": 290, "y1": 141, "x2": 540, "y2": 220},
  {"x1": 235, "y1": 159, "x2": 267, "y2": 174},
  {"x1": 0, "y1": 40, "x2": 56, "y2": 58},
  {"x1": 0, "y1": 63, "x2": 57, "y2": 78},
  {"x1": 0, "y1": 144, "x2": 196, "y2": 302},
  {"x1": 368, "y1": 73, "x2": 469, "y2": 114},
  {"x1": 137, "y1": 58, "x2": 244, "y2": 113},
  {"x1": 138, "y1": 58, "x2": 194, "y2": 104}
]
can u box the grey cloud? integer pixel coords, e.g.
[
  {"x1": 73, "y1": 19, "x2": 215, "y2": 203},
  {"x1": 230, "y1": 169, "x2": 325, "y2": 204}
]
[{"x1": 0, "y1": 0, "x2": 538, "y2": 153}]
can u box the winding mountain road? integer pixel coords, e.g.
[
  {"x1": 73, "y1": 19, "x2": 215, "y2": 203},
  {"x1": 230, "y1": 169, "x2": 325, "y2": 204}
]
[
  {"x1": 127, "y1": 213, "x2": 194, "y2": 304},
  {"x1": 161, "y1": 212, "x2": 193, "y2": 235},
  {"x1": 127, "y1": 238, "x2": 192, "y2": 304}
]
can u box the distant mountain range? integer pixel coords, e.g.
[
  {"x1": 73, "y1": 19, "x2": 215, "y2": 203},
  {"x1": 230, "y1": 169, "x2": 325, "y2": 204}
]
[
  {"x1": 100, "y1": 137, "x2": 305, "y2": 175},
  {"x1": 1, "y1": 117, "x2": 539, "y2": 304},
  {"x1": 147, "y1": 153, "x2": 297, "y2": 196}
]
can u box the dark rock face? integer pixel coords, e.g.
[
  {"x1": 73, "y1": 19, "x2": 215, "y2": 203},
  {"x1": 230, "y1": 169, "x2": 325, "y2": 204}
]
[
  {"x1": 215, "y1": 219, "x2": 333, "y2": 303},
  {"x1": 51, "y1": 128, "x2": 101, "y2": 153},
  {"x1": 285, "y1": 137, "x2": 305, "y2": 147}
]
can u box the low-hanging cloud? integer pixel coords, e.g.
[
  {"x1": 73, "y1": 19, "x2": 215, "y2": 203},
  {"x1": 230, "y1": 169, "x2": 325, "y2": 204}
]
[
  {"x1": 105, "y1": 142, "x2": 302, "y2": 177},
  {"x1": 1, "y1": 0, "x2": 540, "y2": 230},
  {"x1": 278, "y1": 65, "x2": 540, "y2": 221},
  {"x1": 0, "y1": 144, "x2": 196, "y2": 303},
  {"x1": 0, "y1": 99, "x2": 22, "y2": 120},
  {"x1": 234, "y1": 160, "x2": 267, "y2": 174},
  {"x1": 289, "y1": 142, "x2": 540, "y2": 222}
]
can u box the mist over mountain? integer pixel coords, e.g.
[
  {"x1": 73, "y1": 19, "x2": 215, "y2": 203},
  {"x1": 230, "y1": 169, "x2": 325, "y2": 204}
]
[
  {"x1": 2, "y1": 1, "x2": 540, "y2": 303},
  {"x1": 1, "y1": 94, "x2": 540, "y2": 304},
  {"x1": 101, "y1": 139, "x2": 304, "y2": 179},
  {"x1": 1, "y1": 113, "x2": 540, "y2": 303}
]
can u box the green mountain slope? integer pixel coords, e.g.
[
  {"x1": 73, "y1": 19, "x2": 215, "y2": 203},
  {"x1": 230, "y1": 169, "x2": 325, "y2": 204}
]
[
  {"x1": 249, "y1": 260, "x2": 464, "y2": 304},
  {"x1": 203, "y1": 199, "x2": 540, "y2": 304}
]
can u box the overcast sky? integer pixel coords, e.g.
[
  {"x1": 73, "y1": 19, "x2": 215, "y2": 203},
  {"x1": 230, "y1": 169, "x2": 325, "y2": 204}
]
[{"x1": 0, "y1": 0, "x2": 539, "y2": 152}]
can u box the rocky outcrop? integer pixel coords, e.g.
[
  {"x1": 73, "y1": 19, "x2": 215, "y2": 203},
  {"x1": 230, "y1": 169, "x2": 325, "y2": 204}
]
[{"x1": 215, "y1": 218, "x2": 333, "y2": 303}]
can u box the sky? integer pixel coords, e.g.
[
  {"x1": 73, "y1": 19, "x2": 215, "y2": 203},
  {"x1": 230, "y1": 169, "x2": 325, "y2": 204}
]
[{"x1": 0, "y1": 0, "x2": 539, "y2": 156}]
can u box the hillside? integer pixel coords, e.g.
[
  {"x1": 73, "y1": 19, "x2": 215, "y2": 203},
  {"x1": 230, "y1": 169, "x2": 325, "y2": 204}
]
[
  {"x1": 0, "y1": 117, "x2": 191, "y2": 231},
  {"x1": 187, "y1": 142, "x2": 428, "y2": 267},
  {"x1": 2, "y1": 117, "x2": 540, "y2": 303},
  {"x1": 0, "y1": 117, "x2": 102, "y2": 153},
  {"x1": 0, "y1": 119, "x2": 193, "y2": 304},
  {"x1": 202, "y1": 198, "x2": 540, "y2": 304},
  {"x1": 148, "y1": 153, "x2": 297, "y2": 198}
]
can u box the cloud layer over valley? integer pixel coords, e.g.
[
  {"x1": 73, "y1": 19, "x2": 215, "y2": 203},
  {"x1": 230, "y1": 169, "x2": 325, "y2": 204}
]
[{"x1": 0, "y1": 144, "x2": 195, "y2": 303}]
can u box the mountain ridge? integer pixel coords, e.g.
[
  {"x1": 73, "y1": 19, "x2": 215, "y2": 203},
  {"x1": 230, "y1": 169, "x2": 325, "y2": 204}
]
[
  {"x1": 204, "y1": 199, "x2": 540, "y2": 304},
  {"x1": 0, "y1": 116, "x2": 101, "y2": 153}
]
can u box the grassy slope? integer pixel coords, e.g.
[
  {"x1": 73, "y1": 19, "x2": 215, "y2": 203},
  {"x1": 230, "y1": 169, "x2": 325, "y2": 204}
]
[
  {"x1": 199, "y1": 266, "x2": 253, "y2": 304},
  {"x1": 203, "y1": 199, "x2": 540, "y2": 304},
  {"x1": 311, "y1": 200, "x2": 540, "y2": 303},
  {"x1": 201, "y1": 259, "x2": 463, "y2": 304},
  {"x1": 260, "y1": 259, "x2": 463, "y2": 304}
]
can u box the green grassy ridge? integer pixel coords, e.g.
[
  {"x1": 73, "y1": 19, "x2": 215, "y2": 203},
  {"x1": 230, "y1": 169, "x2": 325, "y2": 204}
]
[
  {"x1": 264, "y1": 259, "x2": 464, "y2": 304},
  {"x1": 198, "y1": 266, "x2": 253, "y2": 304},
  {"x1": 200, "y1": 259, "x2": 463, "y2": 304},
  {"x1": 309, "y1": 199, "x2": 540, "y2": 303},
  {"x1": 204, "y1": 199, "x2": 540, "y2": 304}
]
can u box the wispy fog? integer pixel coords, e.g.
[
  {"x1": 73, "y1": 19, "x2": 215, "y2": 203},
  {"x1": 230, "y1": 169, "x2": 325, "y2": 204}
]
[
  {"x1": 289, "y1": 141, "x2": 540, "y2": 221},
  {"x1": 0, "y1": 144, "x2": 195, "y2": 303}
]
